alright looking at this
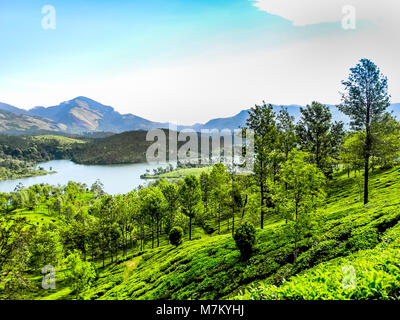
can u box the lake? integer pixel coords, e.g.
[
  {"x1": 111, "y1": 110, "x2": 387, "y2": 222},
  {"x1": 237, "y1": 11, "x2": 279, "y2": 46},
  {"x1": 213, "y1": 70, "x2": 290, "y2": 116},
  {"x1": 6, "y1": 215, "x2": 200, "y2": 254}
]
[{"x1": 0, "y1": 160, "x2": 174, "y2": 195}]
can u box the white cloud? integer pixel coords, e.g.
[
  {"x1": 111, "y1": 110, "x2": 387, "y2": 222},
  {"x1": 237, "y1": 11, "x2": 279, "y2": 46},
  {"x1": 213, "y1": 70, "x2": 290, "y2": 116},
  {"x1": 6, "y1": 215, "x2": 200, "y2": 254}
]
[
  {"x1": 2, "y1": 25, "x2": 399, "y2": 125},
  {"x1": 252, "y1": 0, "x2": 400, "y2": 28}
]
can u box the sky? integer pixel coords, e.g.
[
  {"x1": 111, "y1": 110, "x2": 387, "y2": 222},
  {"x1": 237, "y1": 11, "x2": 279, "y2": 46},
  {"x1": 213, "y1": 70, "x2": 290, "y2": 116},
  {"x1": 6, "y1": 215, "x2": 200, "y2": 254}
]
[{"x1": 0, "y1": 0, "x2": 399, "y2": 124}]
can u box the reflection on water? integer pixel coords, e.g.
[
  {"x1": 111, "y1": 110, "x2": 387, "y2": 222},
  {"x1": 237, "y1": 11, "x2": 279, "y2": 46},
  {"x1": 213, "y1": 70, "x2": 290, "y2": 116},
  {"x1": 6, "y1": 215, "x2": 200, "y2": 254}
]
[{"x1": 0, "y1": 160, "x2": 174, "y2": 195}]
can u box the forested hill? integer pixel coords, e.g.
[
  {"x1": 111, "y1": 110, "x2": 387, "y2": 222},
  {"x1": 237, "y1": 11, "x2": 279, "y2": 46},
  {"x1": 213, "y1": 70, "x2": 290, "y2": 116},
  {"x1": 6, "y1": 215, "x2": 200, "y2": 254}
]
[
  {"x1": 71, "y1": 131, "x2": 152, "y2": 164},
  {"x1": 71, "y1": 129, "x2": 211, "y2": 165}
]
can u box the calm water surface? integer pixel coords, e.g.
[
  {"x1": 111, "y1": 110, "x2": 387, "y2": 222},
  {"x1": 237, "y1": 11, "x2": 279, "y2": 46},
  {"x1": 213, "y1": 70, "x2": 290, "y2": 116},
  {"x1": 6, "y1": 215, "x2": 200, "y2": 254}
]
[{"x1": 0, "y1": 160, "x2": 173, "y2": 195}]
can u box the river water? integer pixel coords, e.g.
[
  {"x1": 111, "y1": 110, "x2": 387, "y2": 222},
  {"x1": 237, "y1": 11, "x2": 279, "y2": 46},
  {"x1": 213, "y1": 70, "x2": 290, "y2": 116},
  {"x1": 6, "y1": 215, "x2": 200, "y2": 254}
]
[{"x1": 0, "y1": 160, "x2": 173, "y2": 195}]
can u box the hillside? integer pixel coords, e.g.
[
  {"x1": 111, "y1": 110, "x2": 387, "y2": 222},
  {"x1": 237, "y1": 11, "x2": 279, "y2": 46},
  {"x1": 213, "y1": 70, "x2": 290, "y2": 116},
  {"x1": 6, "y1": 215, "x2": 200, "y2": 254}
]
[
  {"x1": 71, "y1": 129, "x2": 217, "y2": 165},
  {"x1": 0, "y1": 110, "x2": 67, "y2": 134},
  {"x1": 71, "y1": 130, "x2": 153, "y2": 164},
  {"x1": 31, "y1": 165, "x2": 400, "y2": 300},
  {"x1": 0, "y1": 134, "x2": 87, "y2": 180}
]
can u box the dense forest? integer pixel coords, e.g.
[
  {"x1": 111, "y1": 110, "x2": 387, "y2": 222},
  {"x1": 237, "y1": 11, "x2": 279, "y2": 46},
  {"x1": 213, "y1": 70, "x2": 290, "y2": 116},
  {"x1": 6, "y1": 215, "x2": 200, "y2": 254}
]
[
  {"x1": 1, "y1": 59, "x2": 400, "y2": 300},
  {"x1": 0, "y1": 135, "x2": 86, "y2": 180}
]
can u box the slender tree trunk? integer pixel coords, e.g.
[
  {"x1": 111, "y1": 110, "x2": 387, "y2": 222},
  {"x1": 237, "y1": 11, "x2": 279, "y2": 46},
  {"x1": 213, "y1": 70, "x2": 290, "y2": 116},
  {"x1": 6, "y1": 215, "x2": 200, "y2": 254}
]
[
  {"x1": 152, "y1": 219, "x2": 154, "y2": 249},
  {"x1": 294, "y1": 201, "x2": 299, "y2": 262},
  {"x1": 260, "y1": 167, "x2": 265, "y2": 229},
  {"x1": 364, "y1": 104, "x2": 371, "y2": 205},
  {"x1": 189, "y1": 216, "x2": 192, "y2": 240},
  {"x1": 364, "y1": 154, "x2": 369, "y2": 204},
  {"x1": 232, "y1": 211, "x2": 235, "y2": 235},
  {"x1": 218, "y1": 206, "x2": 221, "y2": 234},
  {"x1": 157, "y1": 219, "x2": 160, "y2": 247}
]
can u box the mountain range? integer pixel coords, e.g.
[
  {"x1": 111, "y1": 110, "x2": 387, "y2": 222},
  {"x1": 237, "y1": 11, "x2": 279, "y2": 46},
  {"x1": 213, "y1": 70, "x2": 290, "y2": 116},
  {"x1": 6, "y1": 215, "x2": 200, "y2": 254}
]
[{"x1": 0, "y1": 97, "x2": 399, "y2": 135}]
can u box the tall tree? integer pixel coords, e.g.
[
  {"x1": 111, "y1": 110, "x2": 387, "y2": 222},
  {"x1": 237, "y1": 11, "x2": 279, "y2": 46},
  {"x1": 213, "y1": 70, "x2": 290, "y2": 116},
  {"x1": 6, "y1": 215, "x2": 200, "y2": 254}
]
[
  {"x1": 209, "y1": 163, "x2": 229, "y2": 234},
  {"x1": 371, "y1": 113, "x2": 400, "y2": 169},
  {"x1": 179, "y1": 175, "x2": 202, "y2": 240},
  {"x1": 245, "y1": 102, "x2": 278, "y2": 229},
  {"x1": 296, "y1": 102, "x2": 335, "y2": 175},
  {"x1": 339, "y1": 59, "x2": 390, "y2": 204},
  {"x1": 277, "y1": 107, "x2": 298, "y2": 161},
  {"x1": 277, "y1": 150, "x2": 325, "y2": 261},
  {"x1": 139, "y1": 187, "x2": 166, "y2": 248},
  {"x1": 159, "y1": 180, "x2": 179, "y2": 234},
  {"x1": 199, "y1": 172, "x2": 211, "y2": 214}
]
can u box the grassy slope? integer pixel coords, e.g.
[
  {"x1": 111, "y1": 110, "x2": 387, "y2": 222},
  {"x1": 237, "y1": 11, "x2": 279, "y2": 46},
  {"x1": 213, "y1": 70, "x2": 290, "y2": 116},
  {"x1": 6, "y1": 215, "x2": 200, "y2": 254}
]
[
  {"x1": 32, "y1": 135, "x2": 86, "y2": 145},
  {"x1": 36, "y1": 166, "x2": 400, "y2": 300}
]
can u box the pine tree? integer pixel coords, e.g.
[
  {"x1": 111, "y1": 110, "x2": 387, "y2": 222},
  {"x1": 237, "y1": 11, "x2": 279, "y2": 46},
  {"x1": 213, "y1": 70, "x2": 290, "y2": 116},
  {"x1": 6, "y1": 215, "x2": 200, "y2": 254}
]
[{"x1": 338, "y1": 59, "x2": 390, "y2": 204}]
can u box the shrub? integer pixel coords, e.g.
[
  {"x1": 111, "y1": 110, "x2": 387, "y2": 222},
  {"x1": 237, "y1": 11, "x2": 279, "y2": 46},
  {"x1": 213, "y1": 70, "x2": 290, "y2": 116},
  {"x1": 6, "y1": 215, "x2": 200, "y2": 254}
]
[
  {"x1": 202, "y1": 221, "x2": 216, "y2": 235},
  {"x1": 169, "y1": 227, "x2": 184, "y2": 247},
  {"x1": 233, "y1": 222, "x2": 256, "y2": 259},
  {"x1": 347, "y1": 227, "x2": 379, "y2": 252},
  {"x1": 64, "y1": 250, "x2": 96, "y2": 297}
]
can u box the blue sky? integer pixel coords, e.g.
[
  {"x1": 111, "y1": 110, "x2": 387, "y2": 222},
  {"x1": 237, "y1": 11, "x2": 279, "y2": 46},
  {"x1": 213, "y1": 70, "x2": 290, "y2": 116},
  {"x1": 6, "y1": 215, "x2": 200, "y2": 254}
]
[{"x1": 0, "y1": 0, "x2": 398, "y2": 124}]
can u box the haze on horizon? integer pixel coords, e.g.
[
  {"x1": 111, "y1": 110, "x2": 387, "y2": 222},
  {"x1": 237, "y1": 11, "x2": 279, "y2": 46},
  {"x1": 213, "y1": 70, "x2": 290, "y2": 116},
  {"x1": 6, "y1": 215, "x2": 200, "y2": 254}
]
[{"x1": 0, "y1": 0, "x2": 399, "y2": 125}]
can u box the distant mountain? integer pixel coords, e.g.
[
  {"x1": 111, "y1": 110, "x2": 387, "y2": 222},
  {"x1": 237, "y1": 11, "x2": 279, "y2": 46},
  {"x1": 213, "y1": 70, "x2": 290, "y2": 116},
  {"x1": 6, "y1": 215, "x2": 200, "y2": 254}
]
[
  {"x1": 0, "y1": 97, "x2": 399, "y2": 134},
  {"x1": 0, "y1": 109, "x2": 67, "y2": 134},
  {"x1": 0, "y1": 102, "x2": 30, "y2": 115},
  {"x1": 28, "y1": 96, "x2": 170, "y2": 133},
  {"x1": 180, "y1": 104, "x2": 339, "y2": 131},
  {"x1": 184, "y1": 103, "x2": 400, "y2": 131}
]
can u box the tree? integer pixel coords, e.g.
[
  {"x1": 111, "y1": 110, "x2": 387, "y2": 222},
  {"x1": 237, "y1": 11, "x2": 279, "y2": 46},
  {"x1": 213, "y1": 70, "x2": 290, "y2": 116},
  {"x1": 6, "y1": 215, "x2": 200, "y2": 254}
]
[
  {"x1": 90, "y1": 179, "x2": 105, "y2": 198},
  {"x1": 296, "y1": 101, "x2": 343, "y2": 176},
  {"x1": 64, "y1": 250, "x2": 96, "y2": 297},
  {"x1": 245, "y1": 102, "x2": 278, "y2": 229},
  {"x1": 169, "y1": 227, "x2": 183, "y2": 247},
  {"x1": 139, "y1": 187, "x2": 166, "y2": 248},
  {"x1": 233, "y1": 222, "x2": 256, "y2": 259},
  {"x1": 340, "y1": 132, "x2": 365, "y2": 177},
  {"x1": 371, "y1": 113, "x2": 400, "y2": 169},
  {"x1": 209, "y1": 163, "x2": 229, "y2": 234},
  {"x1": 28, "y1": 224, "x2": 63, "y2": 270},
  {"x1": 179, "y1": 175, "x2": 202, "y2": 240},
  {"x1": 159, "y1": 180, "x2": 179, "y2": 235},
  {"x1": 277, "y1": 107, "x2": 298, "y2": 161},
  {"x1": 277, "y1": 150, "x2": 325, "y2": 261},
  {"x1": 0, "y1": 216, "x2": 32, "y2": 299},
  {"x1": 199, "y1": 172, "x2": 211, "y2": 214},
  {"x1": 229, "y1": 181, "x2": 244, "y2": 235},
  {"x1": 339, "y1": 59, "x2": 390, "y2": 204}
]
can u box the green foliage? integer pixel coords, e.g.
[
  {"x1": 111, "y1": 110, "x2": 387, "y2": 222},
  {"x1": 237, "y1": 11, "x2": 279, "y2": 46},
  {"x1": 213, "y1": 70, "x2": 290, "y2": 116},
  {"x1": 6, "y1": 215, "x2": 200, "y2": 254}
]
[
  {"x1": 276, "y1": 150, "x2": 326, "y2": 259},
  {"x1": 28, "y1": 225, "x2": 63, "y2": 271},
  {"x1": 179, "y1": 175, "x2": 202, "y2": 240},
  {"x1": 64, "y1": 251, "x2": 96, "y2": 297},
  {"x1": 339, "y1": 58, "x2": 391, "y2": 204},
  {"x1": 296, "y1": 101, "x2": 344, "y2": 175},
  {"x1": 169, "y1": 227, "x2": 184, "y2": 247},
  {"x1": 245, "y1": 102, "x2": 278, "y2": 229},
  {"x1": 240, "y1": 247, "x2": 400, "y2": 300},
  {"x1": 233, "y1": 222, "x2": 256, "y2": 259},
  {"x1": 202, "y1": 220, "x2": 216, "y2": 235}
]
